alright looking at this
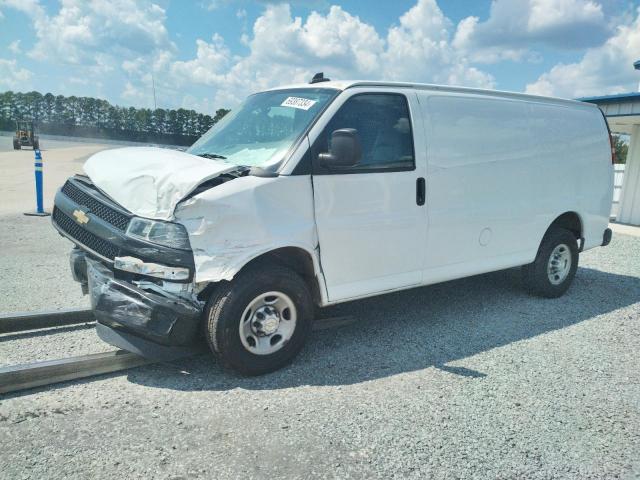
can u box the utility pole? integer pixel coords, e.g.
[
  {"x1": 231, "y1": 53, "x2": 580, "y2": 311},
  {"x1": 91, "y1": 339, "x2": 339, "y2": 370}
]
[{"x1": 151, "y1": 71, "x2": 157, "y2": 110}]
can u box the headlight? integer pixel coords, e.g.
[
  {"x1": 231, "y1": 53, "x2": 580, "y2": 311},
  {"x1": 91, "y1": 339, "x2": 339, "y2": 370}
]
[{"x1": 126, "y1": 217, "x2": 191, "y2": 250}]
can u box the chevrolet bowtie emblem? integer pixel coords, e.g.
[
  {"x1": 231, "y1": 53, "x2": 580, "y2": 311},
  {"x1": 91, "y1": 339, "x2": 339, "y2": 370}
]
[{"x1": 72, "y1": 209, "x2": 90, "y2": 225}]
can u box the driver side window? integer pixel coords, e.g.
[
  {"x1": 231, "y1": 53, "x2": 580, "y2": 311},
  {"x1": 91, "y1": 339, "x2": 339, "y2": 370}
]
[{"x1": 315, "y1": 93, "x2": 415, "y2": 173}]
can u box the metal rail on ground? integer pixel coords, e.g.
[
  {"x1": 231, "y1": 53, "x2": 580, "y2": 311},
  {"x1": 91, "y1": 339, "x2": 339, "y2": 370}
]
[
  {"x1": 0, "y1": 314, "x2": 356, "y2": 395},
  {"x1": 0, "y1": 308, "x2": 94, "y2": 334},
  {"x1": 0, "y1": 310, "x2": 357, "y2": 335},
  {"x1": 0, "y1": 350, "x2": 152, "y2": 395}
]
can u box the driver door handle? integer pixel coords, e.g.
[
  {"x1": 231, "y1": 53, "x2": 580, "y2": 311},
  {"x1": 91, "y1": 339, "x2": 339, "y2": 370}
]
[{"x1": 416, "y1": 177, "x2": 425, "y2": 206}]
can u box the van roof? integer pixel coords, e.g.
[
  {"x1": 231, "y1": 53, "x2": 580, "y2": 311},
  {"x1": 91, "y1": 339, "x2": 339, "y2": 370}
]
[{"x1": 265, "y1": 80, "x2": 596, "y2": 109}]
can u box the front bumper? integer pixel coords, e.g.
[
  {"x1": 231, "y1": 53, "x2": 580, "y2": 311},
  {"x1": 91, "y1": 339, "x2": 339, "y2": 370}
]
[{"x1": 82, "y1": 255, "x2": 203, "y2": 355}]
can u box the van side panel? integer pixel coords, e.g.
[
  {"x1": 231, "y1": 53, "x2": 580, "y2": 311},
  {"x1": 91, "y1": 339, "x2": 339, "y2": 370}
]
[
  {"x1": 419, "y1": 92, "x2": 612, "y2": 283},
  {"x1": 421, "y1": 94, "x2": 540, "y2": 277},
  {"x1": 525, "y1": 102, "x2": 612, "y2": 250}
]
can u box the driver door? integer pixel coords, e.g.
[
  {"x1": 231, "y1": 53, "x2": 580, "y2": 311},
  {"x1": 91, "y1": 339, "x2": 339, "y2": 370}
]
[{"x1": 310, "y1": 90, "x2": 428, "y2": 302}]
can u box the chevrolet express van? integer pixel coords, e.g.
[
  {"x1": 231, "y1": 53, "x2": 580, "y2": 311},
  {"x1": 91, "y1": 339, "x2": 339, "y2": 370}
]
[{"x1": 52, "y1": 77, "x2": 614, "y2": 375}]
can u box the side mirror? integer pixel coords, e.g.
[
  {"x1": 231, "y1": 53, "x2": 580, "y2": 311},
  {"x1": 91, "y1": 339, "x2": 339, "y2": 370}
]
[{"x1": 318, "y1": 128, "x2": 362, "y2": 168}]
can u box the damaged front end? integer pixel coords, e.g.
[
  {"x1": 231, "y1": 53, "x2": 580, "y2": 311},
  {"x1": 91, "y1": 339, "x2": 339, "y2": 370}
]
[
  {"x1": 53, "y1": 134, "x2": 321, "y2": 360},
  {"x1": 87, "y1": 258, "x2": 201, "y2": 359},
  {"x1": 53, "y1": 174, "x2": 206, "y2": 359}
]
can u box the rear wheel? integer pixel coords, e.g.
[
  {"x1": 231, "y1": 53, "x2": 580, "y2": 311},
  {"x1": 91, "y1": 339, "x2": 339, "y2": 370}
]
[
  {"x1": 12, "y1": 140, "x2": 20, "y2": 150},
  {"x1": 522, "y1": 227, "x2": 579, "y2": 298},
  {"x1": 33, "y1": 139, "x2": 40, "y2": 150},
  {"x1": 204, "y1": 263, "x2": 314, "y2": 375}
]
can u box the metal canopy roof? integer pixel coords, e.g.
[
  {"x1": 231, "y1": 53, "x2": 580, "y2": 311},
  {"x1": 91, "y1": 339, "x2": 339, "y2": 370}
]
[
  {"x1": 580, "y1": 92, "x2": 640, "y2": 134},
  {"x1": 578, "y1": 92, "x2": 640, "y2": 104}
]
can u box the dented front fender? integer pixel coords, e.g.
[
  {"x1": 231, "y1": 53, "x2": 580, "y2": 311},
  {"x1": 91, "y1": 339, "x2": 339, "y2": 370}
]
[{"x1": 175, "y1": 174, "x2": 320, "y2": 283}]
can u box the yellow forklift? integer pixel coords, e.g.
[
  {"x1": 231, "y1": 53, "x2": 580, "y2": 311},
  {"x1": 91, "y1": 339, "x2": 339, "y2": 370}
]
[{"x1": 13, "y1": 120, "x2": 40, "y2": 150}]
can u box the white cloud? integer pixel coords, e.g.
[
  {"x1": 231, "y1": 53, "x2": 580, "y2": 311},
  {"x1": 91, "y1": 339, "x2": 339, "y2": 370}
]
[
  {"x1": 1, "y1": 0, "x2": 177, "y2": 106},
  {"x1": 383, "y1": 0, "x2": 493, "y2": 86},
  {"x1": 31, "y1": 0, "x2": 173, "y2": 64},
  {"x1": 300, "y1": 6, "x2": 384, "y2": 73},
  {"x1": 526, "y1": 7, "x2": 640, "y2": 98},
  {"x1": 170, "y1": 34, "x2": 231, "y2": 85},
  {"x1": 1, "y1": 0, "x2": 174, "y2": 66},
  {"x1": 202, "y1": 0, "x2": 329, "y2": 11},
  {"x1": 169, "y1": 0, "x2": 495, "y2": 108},
  {"x1": 453, "y1": 0, "x2": 610, "y2": 63},
  {"x1": 0, "y1": 0, "x2": 45, "y2": 17},
  {"x1": 0, "y1": 58, "x2": 32, "y2": 90},
  {"x1": 8, "y1": 39, "x2": 20, "y2": 54},
  {"x1": 527, "y1": 0, "x2": 603, "y2": 33},
  {"x1": 121, "y1": 81, "x2": 150, "y2": 104}
]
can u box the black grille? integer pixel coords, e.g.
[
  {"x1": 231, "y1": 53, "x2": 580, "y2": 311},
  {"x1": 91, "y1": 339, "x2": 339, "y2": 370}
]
[
  {"x1": 61, "y1": 181, "x2": 130, "y2": 231},
  {"x1": 53, "y1": 208, "x2": 119, "y2": 260}
]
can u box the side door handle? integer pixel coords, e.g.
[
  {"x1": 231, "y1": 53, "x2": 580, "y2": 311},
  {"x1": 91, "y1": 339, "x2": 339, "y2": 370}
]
[{"x1": 416, "y1": 177, "x2": 426, "y2": 206}]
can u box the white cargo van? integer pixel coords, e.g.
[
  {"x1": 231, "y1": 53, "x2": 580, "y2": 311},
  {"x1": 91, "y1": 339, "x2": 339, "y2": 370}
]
[{"x1": 53, "y1": 76, "x2": 614, "y2": 374}]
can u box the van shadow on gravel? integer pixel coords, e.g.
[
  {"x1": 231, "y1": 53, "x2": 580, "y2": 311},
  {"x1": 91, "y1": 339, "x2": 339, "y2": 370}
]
[{"x1": 127, "y1": 266, "x2": 639, "y2": 391}]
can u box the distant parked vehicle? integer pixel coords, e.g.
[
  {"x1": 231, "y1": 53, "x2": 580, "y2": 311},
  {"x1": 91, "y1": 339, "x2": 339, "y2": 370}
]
[
  {"x1": 52, "y1": 75, "x2": 615, "y2": 375},
  {"x1": 13, "y1": 120, "x2": 40, "y2": 150}
]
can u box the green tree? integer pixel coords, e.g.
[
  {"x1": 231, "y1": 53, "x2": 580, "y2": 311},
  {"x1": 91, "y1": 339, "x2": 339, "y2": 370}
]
[
  {"x1": 612, "y1": 134, "x2": 629, "y2": 164},
  {"x1": 213, "y1": 108, "x2": 230, "y2": 123}
]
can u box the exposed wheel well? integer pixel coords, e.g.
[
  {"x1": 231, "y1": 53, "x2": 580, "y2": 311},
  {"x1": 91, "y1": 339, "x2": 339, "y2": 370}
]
[{"x1": 547, "y1": 212, "x2": 582, "y2": 240}]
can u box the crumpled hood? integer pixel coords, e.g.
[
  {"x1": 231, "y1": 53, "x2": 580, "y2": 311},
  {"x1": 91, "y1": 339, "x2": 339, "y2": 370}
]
[{"x1": 83, "y1": 147, "x2": 237, "y2": 220}]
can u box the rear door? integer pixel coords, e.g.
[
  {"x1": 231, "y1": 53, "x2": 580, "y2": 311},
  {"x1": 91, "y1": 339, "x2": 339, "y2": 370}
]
[{"x1": 310, "y1": 89, "x2": 428, "y2": 302}]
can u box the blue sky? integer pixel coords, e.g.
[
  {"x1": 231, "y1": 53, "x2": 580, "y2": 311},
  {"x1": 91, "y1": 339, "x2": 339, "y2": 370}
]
[{"x1": 1, "y1": 0, "x2": 639, "y2": 114}]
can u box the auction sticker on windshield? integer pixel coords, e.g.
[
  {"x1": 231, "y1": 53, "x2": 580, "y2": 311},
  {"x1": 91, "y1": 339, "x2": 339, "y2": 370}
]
[{"x1": 281, "y1": 97, "x2": 317, "y2": 110}]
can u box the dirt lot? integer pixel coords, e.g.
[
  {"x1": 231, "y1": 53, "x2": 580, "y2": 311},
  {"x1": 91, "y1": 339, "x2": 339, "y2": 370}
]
[{"x1": 0, "y1": 140, "x2": 639, "y2": 479}]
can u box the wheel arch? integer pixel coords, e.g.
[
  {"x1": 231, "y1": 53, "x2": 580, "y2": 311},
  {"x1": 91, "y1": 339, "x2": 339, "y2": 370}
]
[
  {"x1": 243, "y1": 246, "x2": 325, "y2": 306},
  {"x1": 198, "y1": 245, "x2": 326, "y2": 306},
  {"x1": 541, "y1": 211, "x2": 584, "y2": 251},
  {"x1": 547, "y1": 211, "x2": 583, "y2": 239}
]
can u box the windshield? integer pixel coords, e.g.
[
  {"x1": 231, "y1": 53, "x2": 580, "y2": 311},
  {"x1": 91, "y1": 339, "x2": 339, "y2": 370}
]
[{"x1": 188, "y1": 88, "x2": 338, "y2": 170}]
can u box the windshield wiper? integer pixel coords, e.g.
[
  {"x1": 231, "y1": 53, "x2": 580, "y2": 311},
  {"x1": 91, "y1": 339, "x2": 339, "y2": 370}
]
[{"x1": 197, "y1": 152, "x2": 227, "y2": 160}]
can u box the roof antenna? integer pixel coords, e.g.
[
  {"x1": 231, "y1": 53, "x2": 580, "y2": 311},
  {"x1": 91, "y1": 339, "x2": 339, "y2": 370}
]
[{"x1": 310, "y1": 72, "x2": 330, "y2": 84}]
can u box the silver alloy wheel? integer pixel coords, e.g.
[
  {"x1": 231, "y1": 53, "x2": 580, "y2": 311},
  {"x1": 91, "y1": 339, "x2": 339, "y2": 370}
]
[
  {"x1": 239, "y1": 291, "x2": 297, "y2": 355},
  {"x1": 547, "y1": 243, "x2": 572, "y2": 285}
]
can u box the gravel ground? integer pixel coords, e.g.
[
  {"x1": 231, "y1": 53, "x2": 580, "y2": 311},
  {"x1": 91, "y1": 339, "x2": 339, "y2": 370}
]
[
  {"x1": 0, "y1": 213, "x2": 89, "y2": 314},
  {"x1": 0, "y1": 231, "x2": 639, "y2": 479}
]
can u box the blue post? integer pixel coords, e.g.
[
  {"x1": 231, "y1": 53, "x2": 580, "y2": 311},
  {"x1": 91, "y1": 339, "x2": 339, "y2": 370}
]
[
  {"x1": 24, "y1": 149, "x2": 50, "y2": 217},
  {"x1": 35, "y1": 149, "x2": 44, "y2": 213}
]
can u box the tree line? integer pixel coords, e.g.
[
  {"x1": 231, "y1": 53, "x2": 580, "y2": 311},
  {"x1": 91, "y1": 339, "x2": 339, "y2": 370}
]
[{"x1": 0, "y1": 91, "x2": 229, "y2": 146}]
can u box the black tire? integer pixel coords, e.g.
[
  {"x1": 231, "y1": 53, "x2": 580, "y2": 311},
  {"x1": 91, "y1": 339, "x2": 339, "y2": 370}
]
[
  {"x1": 204, "y1": 263, "x2": 313, "y2": 375},
  {"x1": 522, "y1": 227, "x2": 579, "y2": 298},
  {"x1": 33, "y1": 140, "x2": 39, "y2": 150},
  {"x1": 13, "y1": 140, "x2": 20, "y2": 150}
]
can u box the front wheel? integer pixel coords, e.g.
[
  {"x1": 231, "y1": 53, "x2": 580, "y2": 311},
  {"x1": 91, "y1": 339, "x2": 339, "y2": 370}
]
[
  {"x1": 522, "y1": 227, "x2": 579, "y2": 298},
  {"x1": 204, "y1": 263, "x2": 314, "y2": 375}
]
